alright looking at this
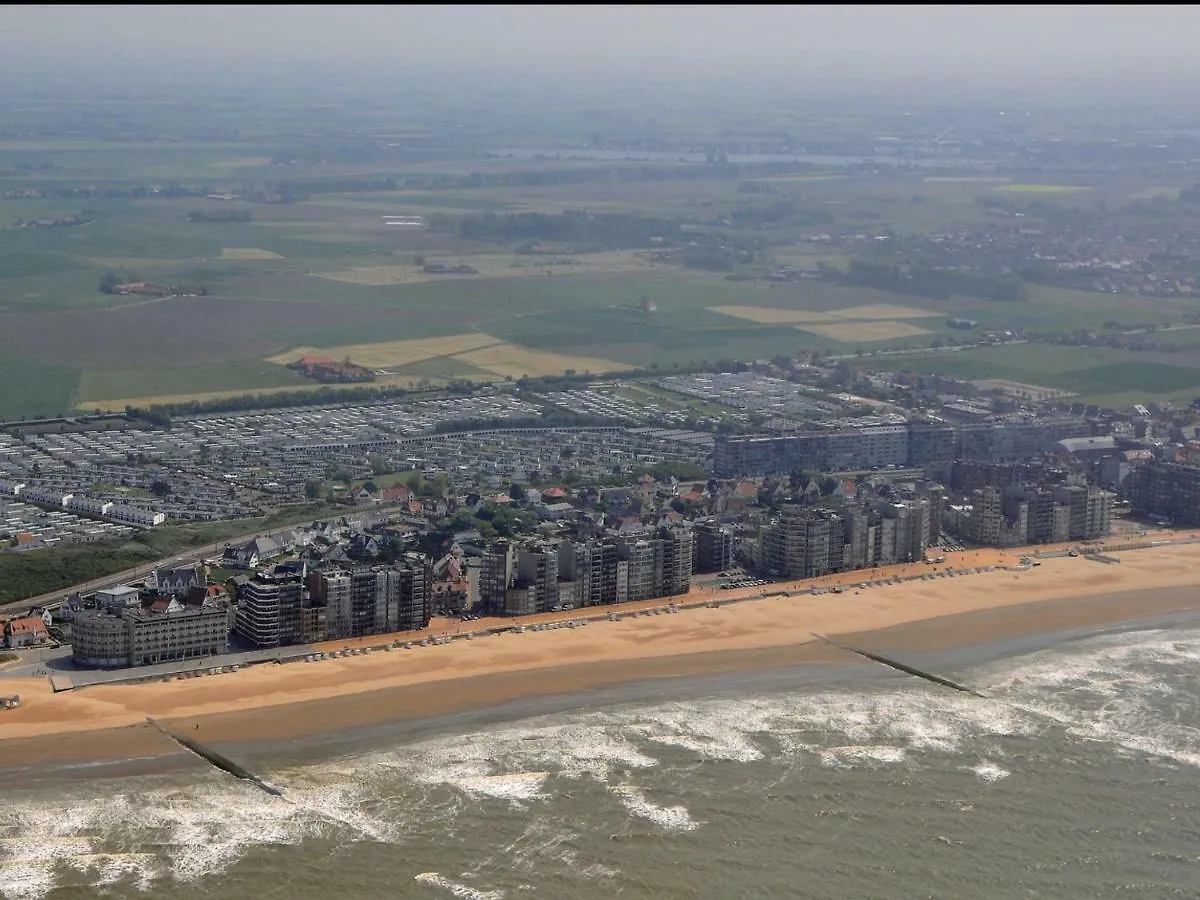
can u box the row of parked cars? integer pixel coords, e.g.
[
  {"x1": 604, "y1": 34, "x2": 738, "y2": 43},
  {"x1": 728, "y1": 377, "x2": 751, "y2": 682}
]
[{"x1": 719, "y1": 578, "x2": 770, "y2": 590}]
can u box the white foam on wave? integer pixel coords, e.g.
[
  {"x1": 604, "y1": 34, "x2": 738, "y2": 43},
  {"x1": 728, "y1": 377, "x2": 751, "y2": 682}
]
[
  {"x1": 609, "y1": 785, "x2": 699, "y2": 832},
  {"x1": 977, "y1": 625, "x2": 1200, "y2": 769},
  {"x1": 375, "y1": 720, "x2": 661, "y2": 791},
  {"x1": 0, "y1": 797, "x2": 146, "y2": 900},
  {"x1": 414, "y1": 871, "x2": 505, "y2": 899},
  {"x1": 820, "y1": 745, "x2": 908, "y2": 768},
  {"x1": 625, "y1": 702, "x2": 766, "y2": 763},
  {"x1": 970, "y1": 761, "x2": 1010, "y2": 782},
  {"x1": 38, "y1": 627, "x2": 1200, "y2": 900},
  {"x1": 0, "y1": 770, "x2": 401, "y2": 900},
  {"x1": 446, "y1": 772, "x2": 550, "y2": 804}
]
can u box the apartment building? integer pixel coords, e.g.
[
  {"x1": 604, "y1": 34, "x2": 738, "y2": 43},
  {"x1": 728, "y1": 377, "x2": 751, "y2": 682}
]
[
  {"x1": 763, "y1": 506, "x2": 845, "y2": 579},
  {"x1": 763, "y1": 498, "x2": 931, "y2": 581},
  {"x1": 515, "y1": 543, "x2": 559, "y2": 613},
  {"x1": 305, "y1": 558, "x2": 431, "y2": 641},
  {"x1": 658, "y1": 524, "x2": 694, "y2": 597},
  {"x1": 235, "y1": 569, "x2": 303, "y2": 648},
  {"x1": 712, "y1": 418, "x2": 1093, "y2": 478},
  {"x1": 73, "y1": 593, "x2": 230, "y2": 668},
  {"x1": 558, "y1": 538, "x2": 620, "y2": 606},
  {"x1": 693, "y1": 519, "x2": 735, "y2": 574},
  {"x1": 1125, "y1": 461, "x2": 1200, "y2": 526},
  {"x1": 951, "y1": 481, "x2": 1112, "y2": 546}
]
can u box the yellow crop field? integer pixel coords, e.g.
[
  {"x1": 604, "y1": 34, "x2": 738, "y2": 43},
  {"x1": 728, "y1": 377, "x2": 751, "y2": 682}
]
[
  {"x1": 266, "y1": 333, "x2": 501, "y2": 368},
  {"x1": 708, "y1": 306, "x2": 840, "y2": 324},
  {"x1": 801, "y1": 321, "x2": 931, "y2": 343},
  {"x1": 219, "y1": 247, "x2": 286, "y2": 260},
  {"x1": 457, "y1": 343, "x2": 634, "y2": 379},
  {"x1": 829, "y1": 303, "x2": 941, "y2": 320}
]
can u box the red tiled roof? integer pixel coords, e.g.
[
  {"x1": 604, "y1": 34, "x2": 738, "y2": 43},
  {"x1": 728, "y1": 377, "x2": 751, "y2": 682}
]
[{"x1": 6, "y1": 616, "x2": 47, "y2": 635}]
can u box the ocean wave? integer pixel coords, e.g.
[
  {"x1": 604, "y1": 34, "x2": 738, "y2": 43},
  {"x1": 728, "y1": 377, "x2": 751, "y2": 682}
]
[
  {"x1": 414, "y1": 872, "x2": 505, "y2": 899},
  {"x1": 13, "y1": 624, "x2": 1200, "y2": 898},
  {"x1": 0, "y1": 773, "x2": 401, "y2": 900},
  {"x1": 609, "y1": 785, "x2": 699, "y2": 832},
  {"x1": 975, "y1": 625, "x2": 1200, "y2": 768},
  {"x1": 970, "y1": 761, "x2": 1010, "y2": 782},
  {"x1": 820, "y1": 745, "x2": 908, "y2": 767}
]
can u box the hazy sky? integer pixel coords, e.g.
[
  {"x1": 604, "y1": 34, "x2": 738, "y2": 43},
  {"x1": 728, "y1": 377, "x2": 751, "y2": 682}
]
[{"x1": 3, "y1": 5, "x2": 1197, "y2": 92}]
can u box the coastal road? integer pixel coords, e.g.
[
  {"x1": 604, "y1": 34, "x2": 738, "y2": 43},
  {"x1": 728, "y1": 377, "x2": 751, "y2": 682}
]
[
  {"x1": 0, "y1": 534, "x2": 258, "y2": 617},
  {"x1": 0, "y1": 508, "x2": 392, "y2": 618}
]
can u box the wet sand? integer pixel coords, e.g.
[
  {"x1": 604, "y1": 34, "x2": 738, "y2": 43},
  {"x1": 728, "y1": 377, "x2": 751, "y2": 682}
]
[{"x1": 2, "y1": 542, "x2": 1199, "y2": 769}]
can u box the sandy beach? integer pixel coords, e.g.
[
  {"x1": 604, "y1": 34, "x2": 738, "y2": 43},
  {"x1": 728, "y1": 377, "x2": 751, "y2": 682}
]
[{"x1": 3, "y1": 541, "x2": 1200, "y2": 768}]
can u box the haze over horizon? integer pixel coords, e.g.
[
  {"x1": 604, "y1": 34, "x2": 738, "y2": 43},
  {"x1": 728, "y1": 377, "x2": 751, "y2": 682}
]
[{"x1": 2, "y1": 4, "x2": 1198, "y2": 100}]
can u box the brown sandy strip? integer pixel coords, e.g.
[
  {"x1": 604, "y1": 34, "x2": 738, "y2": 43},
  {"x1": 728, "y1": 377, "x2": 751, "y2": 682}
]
[{"x1": 2, "y1": 541, "x2": 1199, "y2": 767}]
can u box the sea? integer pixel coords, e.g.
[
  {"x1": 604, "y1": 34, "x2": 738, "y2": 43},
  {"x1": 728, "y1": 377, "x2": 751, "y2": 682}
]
[{"x1": 4, "y1": 616, "x2": 1200, "y2": 900}]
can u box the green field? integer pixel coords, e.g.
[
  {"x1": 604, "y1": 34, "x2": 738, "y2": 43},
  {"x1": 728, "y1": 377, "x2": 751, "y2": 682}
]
[
  {"x1": 871, "y1": 342, "x2": 1200, "y2": 406},
  {"x1": 78, "y1": 360, "x2": 312, "y2": 407},
  {"x1": 0, "y1": 356, "x2": 78, "y2": 421},
  {"x1": 0, "y1": 97, "x2": 1196, "y2": 417}
]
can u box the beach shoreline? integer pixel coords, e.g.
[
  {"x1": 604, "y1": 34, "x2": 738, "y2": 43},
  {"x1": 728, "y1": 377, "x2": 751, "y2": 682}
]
[{"x1": 2, "y1": 542, "x2": 1200, "y2": 774}]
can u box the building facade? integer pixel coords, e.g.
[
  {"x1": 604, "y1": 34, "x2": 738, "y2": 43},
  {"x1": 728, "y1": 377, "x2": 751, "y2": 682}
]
[{"x1": 73, "y1": 596, "x2": 230, "y2": 668}]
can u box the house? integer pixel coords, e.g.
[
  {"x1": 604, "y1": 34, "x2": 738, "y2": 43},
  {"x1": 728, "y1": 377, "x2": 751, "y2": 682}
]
[
  {"x1": 186, "y1": 584, "x2": 228, "y2": 606},
  {"x1": 348, "y1": 486, "x2": 378, "y2": 505},
  {"x1": 538, "y1": 502, "x2": 576, "y2": 520},
  {"x1": 381, "y1": 484, "x2": 412, "y2": 503},
  {"x1": 221, "y1": 535, "x2": 283, "y2": 570},
  {"x1": 432, "y1": 578, "x2": 470, "y2": 613},
  {"x1": 5, "y1": 616, "x2": 49, "y2": 649},
  {"x1": 150, "y1": 565, "x2": 203, "y2": 597},
  {"x1": 833, "y1": 480, "x2": 858, "y2": 501}
]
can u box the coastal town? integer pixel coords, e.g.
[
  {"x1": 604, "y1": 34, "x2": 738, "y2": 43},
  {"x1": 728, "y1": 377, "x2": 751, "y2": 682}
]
[{"x1": 2, "y1": 349, "x2": 1199, "y2": 682}]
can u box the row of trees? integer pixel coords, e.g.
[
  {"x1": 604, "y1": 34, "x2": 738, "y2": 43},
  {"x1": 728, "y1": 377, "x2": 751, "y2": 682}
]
[
  {"x1": 187, "y1": 209, "x2": 251, "y2": 223},
  {"x1": 839, "y1": 259, "x2": 1029, "y2": 303},
  {"x1": 430, "y1": 210, "x2": 684, "y2": 250}
]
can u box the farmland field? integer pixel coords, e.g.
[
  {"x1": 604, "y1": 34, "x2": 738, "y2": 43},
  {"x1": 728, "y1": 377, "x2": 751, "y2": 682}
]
[
  {"x1": 266, "y1": 334, "x2": 501, "y2": 369},
  {"x1": 990, "y1": 183, "x2": 1094, "y2": 194},
  {"x1": 0, "y1": 97, "x2": 1196, "y2": 417},
  {"x1": 0, "y1": 356, "x2": 79, "y2": 421},
  {"x1": 868, "y1": 343, "x2": 1200, "y2": 404},
  {"x1": 456, "y1": 343, "x2": 635, "y2": 379},
  {"x1": 801, "y1": 320, "x2": 932, "y2": 342},
  {"x1": 313, "y1": 250, "x2": 661, "y2": 286},
  {"x1": 78, "y1": 360, "x2": 311, "y2": 407}
]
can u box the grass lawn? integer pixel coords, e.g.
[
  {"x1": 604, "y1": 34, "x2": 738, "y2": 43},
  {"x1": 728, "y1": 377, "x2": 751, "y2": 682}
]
[{"x1": 0, "y1": 355, "x2": 79, "y2": 421}]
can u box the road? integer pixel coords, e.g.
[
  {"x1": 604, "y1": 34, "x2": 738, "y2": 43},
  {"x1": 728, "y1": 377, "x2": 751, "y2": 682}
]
[
  {"x1": 1, "y1": 533, "x2": 259, "y2": 617},
  {"x1": 0, "y1": 507, "x2": 397, "y2": 617}
]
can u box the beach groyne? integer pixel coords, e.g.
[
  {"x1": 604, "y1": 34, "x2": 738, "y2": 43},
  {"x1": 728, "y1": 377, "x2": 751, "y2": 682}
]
[
  {"x1": 146, "y1": 717, "x2": 283, "y2": 796},
  {"x1": 811, "y1": 633, "x2": 985, "y2": 697}
]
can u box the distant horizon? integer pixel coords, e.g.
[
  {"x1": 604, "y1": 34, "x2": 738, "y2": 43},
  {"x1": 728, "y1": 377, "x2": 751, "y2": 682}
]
[{"x1": 2, "y1": 5, "x2": 1199, "y2": 105}]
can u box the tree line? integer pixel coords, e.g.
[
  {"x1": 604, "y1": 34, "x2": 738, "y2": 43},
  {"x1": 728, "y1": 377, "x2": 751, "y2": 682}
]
[
  {"x1": 837, "y1": 259, "x2": 1029, "y2": 303},
  {"x1": 430, "y1": 210, "x2": 684, "y2": 250}
]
